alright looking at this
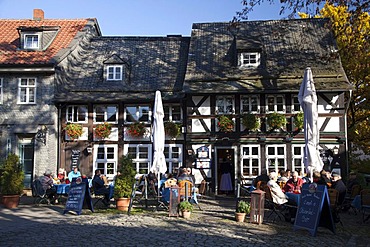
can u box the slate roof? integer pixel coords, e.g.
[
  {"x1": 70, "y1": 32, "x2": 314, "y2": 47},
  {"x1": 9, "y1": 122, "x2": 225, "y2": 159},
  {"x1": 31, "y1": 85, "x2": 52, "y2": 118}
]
[
  {"x1": 184, "y1": 18, "x2": 351, "y2": 93},
  {"x1": 0, "y1": 18, "x2": 99, "y2": 65},
  {"x1": 55, "y1": 36, "x2": 190, "y2": 102}
]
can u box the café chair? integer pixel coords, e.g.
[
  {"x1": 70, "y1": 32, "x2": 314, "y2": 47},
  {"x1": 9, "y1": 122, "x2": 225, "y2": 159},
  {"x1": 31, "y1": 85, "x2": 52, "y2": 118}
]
[
  {"x1": 178, "y1": 180, "x2": 202, "y2": 210},
  {"x1": 360, "y1": 189, "x2": 370, "y2": 223},
  {"x1": 343, "y1": 184, "x2": 361, "y2": 214},
  {"x1": 91, "y1": 182, "x2": 108, "y2": 208},
  {"x1": 32, "y1": 179, "x2": 49, "y2": 206},
  {"x1": 263, "y1": 186, "x2": 287, "y2": 222},
  {"x1": 328, "y1": 188, "x2": 343, "y2": 226}
]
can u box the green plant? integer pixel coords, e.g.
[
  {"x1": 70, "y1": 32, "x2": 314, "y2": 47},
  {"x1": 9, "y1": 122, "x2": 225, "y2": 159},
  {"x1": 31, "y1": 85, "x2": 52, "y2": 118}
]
[
  {"x1": 293, "y1": 112, "x2": 304, "y2": 130},
  {"x1": 242, "y1": 113, "x2": 260, "y2": 131},
  {"x1": 64, "y1": 123, "x2": 83, "y2": 140},
  {"x1": 0, "y1": 154, "x2": 25, "y2": 195},
  {"x1": 127, "y1": 122, "x2": 147, "y2": 137},
  {"x1": 179, "y1": 200, "x2": 194, "y2": 212},
  {"x1": 164, "y1": 121, "x2": 181, "y2": 138},
  {"x1": 236, "y1": 200, "x2": 251, "y2": 214},
  {"x1": 267, "y1": 112, "x2": 287, "y2": 130},
  {"x1": 113, "y1": 155, "x2": 136, "y2": 198},
  {"x1": 217, "y1": 115, "x2": 234, "y2": 132},
  {"x1": 95, "y1": 122, "x2": 112, "y2": 139}
]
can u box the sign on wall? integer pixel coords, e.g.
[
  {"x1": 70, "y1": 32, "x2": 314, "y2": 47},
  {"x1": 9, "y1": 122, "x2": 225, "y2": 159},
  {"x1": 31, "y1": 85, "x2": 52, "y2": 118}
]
[
  {"x1": 71, "y1": 149, "x2": 80, "y2": 169},
  {"x1": 195, "y1": 146, "x2": 211, "y2": 169}
]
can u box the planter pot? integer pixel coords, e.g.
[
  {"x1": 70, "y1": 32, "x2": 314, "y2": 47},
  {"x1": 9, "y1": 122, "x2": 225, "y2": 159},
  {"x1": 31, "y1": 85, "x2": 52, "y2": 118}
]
[
  {"x1": 3, "y1": 195, "x2": 20, "y2": 209},
  {"x1": 235, "y1": 212, "x2": 246, "y2": 222},
  {"x1": 115, "y1": 197, "x2": 130, "y2": 211},
  {"x1": 182, "y1": 211, "x2": 191, "y2": 219}
]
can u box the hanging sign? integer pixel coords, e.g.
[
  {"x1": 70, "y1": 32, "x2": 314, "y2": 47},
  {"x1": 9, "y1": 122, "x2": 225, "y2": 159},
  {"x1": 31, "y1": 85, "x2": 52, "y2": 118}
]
[{"x1": 195, "y1": 146, "x2": 211, "y2": 169}]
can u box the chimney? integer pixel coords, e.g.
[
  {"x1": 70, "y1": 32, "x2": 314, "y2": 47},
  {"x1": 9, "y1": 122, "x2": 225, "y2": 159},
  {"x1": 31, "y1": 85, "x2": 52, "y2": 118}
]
[{"x1": 33, "y1": 9, "x2": 44, "y2": 21}]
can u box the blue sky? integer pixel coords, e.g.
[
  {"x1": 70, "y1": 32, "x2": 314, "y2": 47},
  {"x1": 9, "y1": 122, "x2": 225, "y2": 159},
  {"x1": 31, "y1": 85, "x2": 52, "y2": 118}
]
[{"x1": 0, "y1": 0, "x2": 288, "y2": 36}]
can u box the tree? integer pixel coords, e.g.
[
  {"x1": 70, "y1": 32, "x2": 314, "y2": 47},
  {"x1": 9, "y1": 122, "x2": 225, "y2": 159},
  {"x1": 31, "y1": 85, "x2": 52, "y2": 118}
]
[{"x1": 298, "y1": 4, "x2": 370, "y2": 154}]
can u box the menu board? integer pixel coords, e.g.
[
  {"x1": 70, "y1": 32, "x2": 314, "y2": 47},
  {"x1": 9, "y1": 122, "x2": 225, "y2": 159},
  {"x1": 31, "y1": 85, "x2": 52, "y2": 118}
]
[
  {"x1": 63, "y1": 179, "x2": 93, "y2": 215},
  {"x1": 294, "y1": 183, "x2": 335, "y2": 236},
  {"x1": 71, "y1": 149, "x2": 80, "y2": 169}
]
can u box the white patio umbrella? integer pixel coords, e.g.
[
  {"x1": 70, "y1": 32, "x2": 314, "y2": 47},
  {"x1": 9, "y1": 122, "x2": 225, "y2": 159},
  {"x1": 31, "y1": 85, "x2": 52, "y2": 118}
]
[
  {"x1": 150, "y1": 91, "x2": 167, "y2": 191},
  {"x1": 298, "y1": 68, "x2": 324, "y2": 181}
]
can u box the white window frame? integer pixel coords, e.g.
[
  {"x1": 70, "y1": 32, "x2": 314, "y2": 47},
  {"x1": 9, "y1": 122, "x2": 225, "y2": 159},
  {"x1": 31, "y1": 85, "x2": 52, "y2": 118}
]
[
  {"x1": 17, "y1": 78, "x2": 36, "y2": 104},
  {"x1": 292, "y1": 144, "x2": 305, "y2": 174},
  {"x1": 0, "y1": 78, "x2": 3, "y2": 104},
  {"x1": 241, "y1": 95, "x2": 260, "y2": 114},
  {"x1": 216, "y1": 95, "x2": 235, "y2": 115},
  {"x1": 24, "y1": 34, "x2": 40, "y2": 49},
  {"x1": 93, "y1": 105, "x2": 118, "y2": 123},
  {"x1": 266, "y1": 95, "x2": 285, "y2": 113},
  {"x1": 124, "y1": 105, "x2": 151, "y2": 123},
  {"x1": 241, "y1": 145, "x2": 261, "y2": 179},
  {"x1": 125, "y1": 144, "x2": 152, "y2": 174},
  {"x1": 265, "y1": 144, "x2": 286, "y2": 174},
  {"x1": 66, "y1": 105, "x2": 88, "y2": 123},
  {"x1": 292, "y1": 95, "x2": 302, "y2": 113},
  {"x1": 163, "y1": 104, "x2": 182, "y2": 123},
  {"x1": 238, "y1": 52, "x2": 260, "y2": 68},
  {"x1": 107, "y1": 65, "x2": 123, "y2": 81},
  {"x1": 94, "y1": 144, "x2": 117, "y2": 180},
  {"x1": 164, "y1": 144, "x2": 183, "y2": 175}
]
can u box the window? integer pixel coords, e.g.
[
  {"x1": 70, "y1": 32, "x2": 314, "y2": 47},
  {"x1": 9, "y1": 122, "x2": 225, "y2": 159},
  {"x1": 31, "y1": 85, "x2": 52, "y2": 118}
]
[
  {"x1": 94, "y1": 105, "x2": 118, "y2": 123},
  {"x1": 164, "y1": 144, "x2": 183, "y2": 175},
  {"x1": 266, "y1": 95, "x2": 285, "y2": 113},
  {"x1": 292, "y1": 145, "x2": 305, "y2": 174},
  {"x1": 241, "y1": 145, "x2": 260, "y2": 178},
  {"x1": 18, "y1": 78, "x2": 36, "y2": 104},
  {"x1": 238, "y1": 52, "x2": 260, "y2": 68},
  {"x1": 266, "y1": 145, "x2": 286, "y2": 174},
  {"x1": 94, "y1": 144, "x2": 117, "y2": 179},
  {"x1": 0, "y1": 78, "x2": 3, "y2": 104},
  {"x1": 126, "y1": 144, "x2": 152, "y2": 174},
  {"x1": 125, "y1": 105, "x2": 151, "y2": 123},
  {"x1": 24, "y1": 34, "x2": 39, "y2": 49},
  {"x1": 66, "y1": 105, "x2": 88, "y2": 123},
  {"x1": 292, "y1": 95, "x2": 302, "y2": 113},
  {"x1": 216, "y1": 96, "x2": 234, "y2": 114},
  {"x1": 241, "y1": 95, "x2": 260, "y2": 113},
  {"x1": 107, "y1": 65, "x2": 123, "y2": 81},
  {"x1": 164, "y1": 104, "x2": 182, "y2": 122}
]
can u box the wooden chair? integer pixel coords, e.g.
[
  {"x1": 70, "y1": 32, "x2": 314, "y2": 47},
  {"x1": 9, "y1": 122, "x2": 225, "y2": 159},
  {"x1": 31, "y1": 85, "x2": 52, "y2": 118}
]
[
  {"x1": 328, "y1": 188, "x2": 343, "y2": 226},
  {"x1": 178, "y1": 180, "x2": 202, "y2": 210},
  {"x1": 263, "y1": 186, "x2": 286, "y2": 222},
  {"x1": 257, "y1": 181, "x2": 267, "y2": 191},
  {"x1": 360, "y1": 189, "x2": 370, "y2": 222}
]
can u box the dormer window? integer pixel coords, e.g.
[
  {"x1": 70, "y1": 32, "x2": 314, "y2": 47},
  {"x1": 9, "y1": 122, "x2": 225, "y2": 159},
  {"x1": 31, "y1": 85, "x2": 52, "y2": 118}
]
[
  {"x1": 24, "y1": 34, "x2": 39, "y2": 49},
  {"x1": 238, "y1": 52, "x2": 260, "y2": 68},
  {"x1": 107, "y1": 65, "x2": 123, "y2": 81}
]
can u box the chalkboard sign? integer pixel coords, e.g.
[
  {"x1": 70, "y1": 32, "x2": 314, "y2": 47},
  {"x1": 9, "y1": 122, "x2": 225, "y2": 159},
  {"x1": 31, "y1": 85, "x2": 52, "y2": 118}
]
[
  {"x1": 63, "y1": 179, "x2": 93, "y2": 215},
  {"x1": 71, "y1": 149, "x2": 80, "y2": 169},
  {"x1": 294, "y1": 183, "x2": 335, "y2": 236}
]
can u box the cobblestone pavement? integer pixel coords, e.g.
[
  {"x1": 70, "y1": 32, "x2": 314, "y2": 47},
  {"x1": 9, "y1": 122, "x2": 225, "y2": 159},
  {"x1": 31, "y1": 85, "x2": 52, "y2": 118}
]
[{"x1": 0, "y1": 196, "x2": 369, "y2": 247}]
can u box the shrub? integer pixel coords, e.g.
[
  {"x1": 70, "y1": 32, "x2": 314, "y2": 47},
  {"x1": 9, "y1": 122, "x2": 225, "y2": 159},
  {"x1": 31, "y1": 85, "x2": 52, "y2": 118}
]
[
  {"x1": 242, "y1": 113, "x2": 260, "y2": 131},
  {"x1": 64, "y1": 123, "x2": 83, "y2": 140},
  {"x1": 113, "y1": 155, "x2": 136, "y2": 198},
  {"x1": 217, "y1": 115, "x2": 234, "y2": 132},
  {"x1": 267, "y1": 112, "x2": 287, "y2": 130},
  {"x1": 0, "y1": 154, "x2": 25, "y2": 195}
]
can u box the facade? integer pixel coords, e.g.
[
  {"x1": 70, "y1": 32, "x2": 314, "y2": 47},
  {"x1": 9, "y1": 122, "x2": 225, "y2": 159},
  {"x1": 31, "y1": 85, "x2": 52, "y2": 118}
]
[
  {"x1": 1, "y1": 11, "x2": 351, "y2": 195},
  {"x1": 0, "y1": 9, "x2": 101, "y2": 188}
]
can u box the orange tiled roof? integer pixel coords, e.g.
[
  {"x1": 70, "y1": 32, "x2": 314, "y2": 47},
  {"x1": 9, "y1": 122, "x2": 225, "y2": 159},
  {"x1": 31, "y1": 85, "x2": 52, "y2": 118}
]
[{"x1": 0, "y1": 19, "x2": 90, "y2": 65}]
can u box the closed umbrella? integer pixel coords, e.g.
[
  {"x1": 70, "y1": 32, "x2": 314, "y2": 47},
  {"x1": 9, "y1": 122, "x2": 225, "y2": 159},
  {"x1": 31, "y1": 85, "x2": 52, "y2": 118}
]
[
  {"x1": 150, "y1": 91, "x2": 167, "y2": 192},
  {"x1": 298, "y1": 68, "x2": 324, "y2": 180}
]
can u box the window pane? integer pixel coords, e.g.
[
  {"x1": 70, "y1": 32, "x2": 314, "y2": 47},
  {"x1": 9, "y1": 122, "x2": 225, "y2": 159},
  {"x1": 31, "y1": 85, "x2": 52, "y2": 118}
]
[
  {"x1": 243, "y1": 147, "x2": 249, "y2": 156},
  {"x1": 77, "y1": 106, "x2": 87, "y2": 122},
  {"x1": 95, "y1": 106, "x2": 105, "y2": 122},
  {"x1": 267, "y1": 97, "x2": 274, "y2": 111},
  {"x1": 28, "y1": 78, "x2": 35, "y2": 85},
  {"x1": 28, "y1": 88, "x2": 35, "y2": 103},
  {"x1": 172, "y1": 105, "x2": 181, "y2": 121},
  {"x1": 126, "y1": 106, "x2": 137, "y2": 122},
  {"x1": 294, "y1": 147, "x2": 301, "y2": 155},
  {"x1": 138, "y1": 147, "x2": 148, "y2": 159},
  {"x1": 252, "y1": 147, "x2": 258, "y2": 155},
  {"x1": 107, "y1": 147, "x2": 114, "y2": 159},
  {"x1": 277, "y1": 147, "x2": 284, "y2": 155},
  {"x1": 268, "y1": 147, "x2": 275, "y2": 155},
  {"x1": 106, "y1": 106, "x2": 117, "y2": 122},
  {"x1": 97, "y1": 148, "x2": 105, "y2": 159},
  {"x1": 128, "y1": 147, "x2": 136, "y2": 158},
  {"x1": 171, "y1": 147, "x2": 179, "y2": 158},
  {"x1": 115, "y1": 67, "x2": 121, "y2": 79},
  {"x1": 20, "y1": 88, "x2": 27, "y2": 102},
  {"x1": 139, "y1": 106, "x2": 150, "y2": 122},
  {"x1": 107, "y1": 162, "x2": 114, "y2": 175}
]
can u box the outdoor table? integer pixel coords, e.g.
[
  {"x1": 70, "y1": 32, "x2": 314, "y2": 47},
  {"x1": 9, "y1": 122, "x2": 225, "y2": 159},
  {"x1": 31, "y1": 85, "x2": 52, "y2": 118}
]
[
  {"x1": 286, "y1": 192, "x2": 301, "y2": 207},
  {"x1": 55, "y1": 184, "x2": 70, "y2": 195}
]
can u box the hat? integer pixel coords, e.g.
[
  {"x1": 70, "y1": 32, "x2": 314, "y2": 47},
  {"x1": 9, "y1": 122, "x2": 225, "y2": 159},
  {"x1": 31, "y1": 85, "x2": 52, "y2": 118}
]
[
  {"x1": 332, "y1": 173, "x2": 340, "y2": 178},
  {"x1": 44, "y1": 169, "x2": 52, "y2": 176}
]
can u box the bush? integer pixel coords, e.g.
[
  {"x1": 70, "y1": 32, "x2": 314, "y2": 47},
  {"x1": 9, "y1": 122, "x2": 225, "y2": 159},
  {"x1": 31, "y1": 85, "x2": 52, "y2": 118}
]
[
  {"x1": 236, "y1": 200, "x2": 251, "y2": 214},
  {"x1": 0, "y1": 154, "x2": 25, "y2": 195},
  {"x1": 113, "y1": 155, "x2": 136, "y2": 198}
]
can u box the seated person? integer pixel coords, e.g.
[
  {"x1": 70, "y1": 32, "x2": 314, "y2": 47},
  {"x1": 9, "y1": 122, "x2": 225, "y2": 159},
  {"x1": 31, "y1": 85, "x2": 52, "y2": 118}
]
[
  {"x1": 177, "y1": 167, "x2": 194, "y2": 185},
  {"x1": 277, "y1": 170, "x2": 289, "y2": 182},
  {"x1": 346, "y1": 171, "x2": 360, "y2": 194},
  {"x1": 92, "y1": 169, "x2": 110, "y2": 206},
  {"x1": 68, "y1": 166, "x2": 81, "y2": 183},
  {"x1": 267, "y1": 172, "x2": 288, "y2": 205},
  {"x1": 253, "y1": 169, "x2": 269, "y2": 188},
  {"x1": 283, "y1": 171, "x2": 304, "y2": 193},
  {"x1": 40, "y1": 169, "x2": 57, "y2": 203},
  {"x1": 331, "y1": 173, "x2": 347, "y2": 205},
  {"x1": 57, "y1": 168, "x2": 67, "y2": 184}
]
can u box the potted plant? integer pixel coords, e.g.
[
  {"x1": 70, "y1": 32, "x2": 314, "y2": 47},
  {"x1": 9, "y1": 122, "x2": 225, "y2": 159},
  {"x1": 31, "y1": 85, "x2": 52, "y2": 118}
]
[
  {"x1": 114, "y1": 155, "x2": 136, "y2": 211},
  {"x1": 64, "y1": 123, "x2": 83, "y2": 140},
  {"x1": 217, "y1": 115, "x2": 234, "y2": 132},
  {"x1": 242, "y1": 113, "x2": 260, "y2": 131},
  {"x1": 266, "y1": 112, "x2": 287, "y2": 131},
  {"x1": 293, "y1": 111, "x2": 304, "y2": 130},
  {"x1": 0, "y1": 154, "x2": 25, "y2": 208},
  {"x1": 127, "y1": 122, "x2": 147, "y2": 138},
  {"x1": 179, "y1": 200, "x2": 194, "y2": 219},
  {"x1": 95, "y1": 122, "x2": 112, "y2": 139},
  {"x1": 235, "y1": 200, "x2": 251, "y2": 222},
  {"x1": 164, "y1": 121, "x2": 181, "y2": 138}
]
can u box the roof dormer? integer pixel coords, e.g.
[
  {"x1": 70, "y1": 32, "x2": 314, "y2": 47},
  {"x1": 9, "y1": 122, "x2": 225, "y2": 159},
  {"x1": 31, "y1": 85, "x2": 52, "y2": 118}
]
[{"x1": 17, "y1": 26, "x2": 60, "y2": 51}]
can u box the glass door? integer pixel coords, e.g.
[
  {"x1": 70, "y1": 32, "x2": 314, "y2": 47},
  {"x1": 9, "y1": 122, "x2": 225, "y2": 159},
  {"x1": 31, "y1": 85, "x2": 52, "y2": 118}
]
[{"x1": 18, "y1": 138, "x2": 35, "y2": 189}]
